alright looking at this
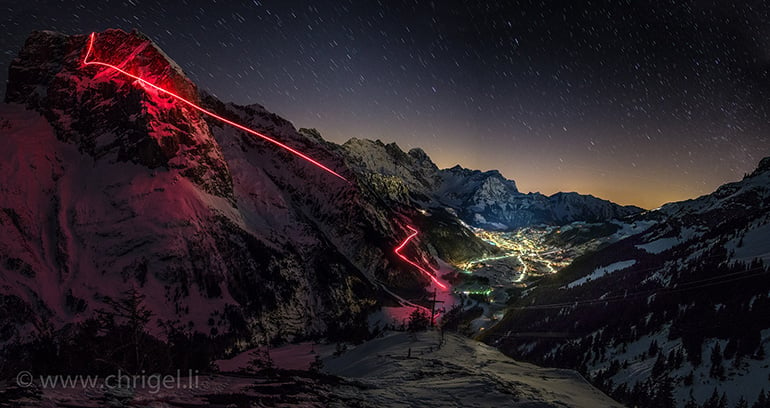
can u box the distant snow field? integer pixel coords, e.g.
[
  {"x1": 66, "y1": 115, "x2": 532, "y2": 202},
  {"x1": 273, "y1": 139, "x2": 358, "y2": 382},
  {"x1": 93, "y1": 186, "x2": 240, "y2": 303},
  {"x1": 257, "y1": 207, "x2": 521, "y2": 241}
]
[
  {"x1": 567, "y1": 260, "x2": 637, "y2": 288},
  {"x1": 726, "y1": 222, "x2": 770, "y2": 263}
]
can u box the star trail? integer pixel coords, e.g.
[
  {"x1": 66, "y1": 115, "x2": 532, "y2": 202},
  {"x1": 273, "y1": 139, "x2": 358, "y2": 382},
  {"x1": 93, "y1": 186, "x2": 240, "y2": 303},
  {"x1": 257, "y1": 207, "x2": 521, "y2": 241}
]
[{"x1": 2, "y1": 0, "x2": 769, "y2": 208}]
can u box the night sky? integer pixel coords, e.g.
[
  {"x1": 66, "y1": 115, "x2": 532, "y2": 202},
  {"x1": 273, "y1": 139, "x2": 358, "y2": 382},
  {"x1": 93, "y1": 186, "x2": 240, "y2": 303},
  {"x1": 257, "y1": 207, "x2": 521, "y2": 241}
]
[{"x1": 2, "y1": 1, "x2": 769, "y2": 208}]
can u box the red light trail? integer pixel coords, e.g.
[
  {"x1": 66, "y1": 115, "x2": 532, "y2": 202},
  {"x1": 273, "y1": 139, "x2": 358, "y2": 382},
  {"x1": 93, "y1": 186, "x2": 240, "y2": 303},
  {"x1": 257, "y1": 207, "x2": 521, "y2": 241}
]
[
  {"x1": 82, "y1": 32, "x2": 349, "y2": 183},
  {"x1": 394, "y1": 226, "x2": 447, "y2": 290},
  {"x1": 82, "y1": 32, "x2": 445, "y2": 292}
]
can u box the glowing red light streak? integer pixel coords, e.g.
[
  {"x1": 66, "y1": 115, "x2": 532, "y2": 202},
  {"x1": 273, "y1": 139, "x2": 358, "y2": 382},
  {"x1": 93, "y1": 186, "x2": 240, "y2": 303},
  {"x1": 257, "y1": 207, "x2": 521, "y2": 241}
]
[
  {"x1": 82, "y1": 32, "x2": 447, "y2": 293},
  {"x1": 394, "y1": 225, "x2": 447, "y2": 290},
  {"x1": 82, "y1": 32, "x2": 349, "y2": 183}
]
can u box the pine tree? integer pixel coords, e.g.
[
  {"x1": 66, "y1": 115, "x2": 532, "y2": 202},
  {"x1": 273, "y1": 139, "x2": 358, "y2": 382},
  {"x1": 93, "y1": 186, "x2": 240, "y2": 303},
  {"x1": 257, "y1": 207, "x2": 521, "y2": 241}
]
[
  {"x1": 630, "y1": 381, "x2": 643, "y2": 407},
  {"x1": 407, "y1": 308, "x2": 430, "y2": 332},
  {"x1": 710, "y1": 343, "x2": 725, "y2": 379},
  {"x1": 248, "y1": 347, "x2": 276, "y2": 377},
  {"x1": 611, "y1": 382, "x2": 628, "y2": 403},
  {"x1": 95, "y1": 287, "x2": 154, "y2": 371},
  {"x1": 704, "y1": 387, "x2": 721, "y2": 408},
  {"x1": 735, "y1": 396, "x2": 748, "y2": 408},
  {"x1": 684, "y1": 393, "x2": 699, "y2": 408},
  {"x1": 667, "y1": 348, "x2": 677, "y2": 368},
  {"x1": 753, "y1": 389, "x2": 767, "y2": 408},
  {"x1": 719, "y1": 392, "x2": 729, "y2": 408},
  {"x1": 683, "y1": 370, "x2": 694, "y2": 386},
  {"x1": 733, "y1": 352, "x2": 743, "y2": 369},
  {"x1": 652, "y1": 351, "x2": 667, "y2": 378},
  {"x1": 724, "y1": 338, "x2": 738, "y2": 360},
  {"x1": 674, "y1": 348, "x2": 685, "y2": 368},
  {"x1": 648, "y1": 339, "x2": 660, "y2": 357},
  {"x1": 309, "y1": 355, "x2": 324, "y2": 373},
  {"x1": 653, "y1": 375, "x2": 676, "y2": 408},
  {"x1": 333, "y1": 341, "x2": 348, "y2": 356}
]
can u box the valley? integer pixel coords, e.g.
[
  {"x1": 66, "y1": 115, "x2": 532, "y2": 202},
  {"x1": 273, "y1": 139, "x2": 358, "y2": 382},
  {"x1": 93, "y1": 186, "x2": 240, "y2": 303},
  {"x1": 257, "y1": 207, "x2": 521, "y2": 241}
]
[{"x1": 450, "y1": 224, "x2": 609, "y2": 333}]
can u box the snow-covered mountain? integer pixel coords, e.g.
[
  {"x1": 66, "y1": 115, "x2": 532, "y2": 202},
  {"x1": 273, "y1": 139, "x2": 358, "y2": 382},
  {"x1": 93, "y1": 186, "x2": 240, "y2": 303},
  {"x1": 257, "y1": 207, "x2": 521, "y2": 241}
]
[
  {"x1": 343, "y1": 138, "x2": 643, "y2": 230},
  {"x1": 484, "y1": 157, "x2": 770, "y2": 408},
  {"x1": 323, "y1": 331, "x2": 622, "y2": 407},
  {"x1": 0, "y1": 29, "x2": 492, "y2": 357}
]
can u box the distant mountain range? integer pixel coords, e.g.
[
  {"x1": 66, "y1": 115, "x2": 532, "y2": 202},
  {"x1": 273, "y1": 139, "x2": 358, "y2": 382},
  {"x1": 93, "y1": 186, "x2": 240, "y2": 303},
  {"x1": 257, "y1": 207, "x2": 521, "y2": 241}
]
[{"x1": 343, "y1": 138, "x2": 643, "y2": 230}]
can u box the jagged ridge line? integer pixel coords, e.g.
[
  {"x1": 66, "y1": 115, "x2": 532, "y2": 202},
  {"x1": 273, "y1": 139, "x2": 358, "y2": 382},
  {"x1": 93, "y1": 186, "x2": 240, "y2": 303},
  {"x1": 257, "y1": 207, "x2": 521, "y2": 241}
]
[{"x1": 82, "y1": 32, "x2": 350, "y2": 183}]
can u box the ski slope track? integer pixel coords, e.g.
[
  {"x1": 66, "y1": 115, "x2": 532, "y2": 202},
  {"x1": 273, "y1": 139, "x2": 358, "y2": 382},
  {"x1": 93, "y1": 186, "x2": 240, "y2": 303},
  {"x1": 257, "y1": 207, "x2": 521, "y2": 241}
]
[{"x1": 82, "y1": 32, "x2": 445, "y2": 292}]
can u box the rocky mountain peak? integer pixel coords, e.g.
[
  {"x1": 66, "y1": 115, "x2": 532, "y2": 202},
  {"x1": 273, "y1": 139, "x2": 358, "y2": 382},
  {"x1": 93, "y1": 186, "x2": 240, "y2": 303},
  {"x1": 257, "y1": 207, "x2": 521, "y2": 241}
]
[
  {"x1": 407, "y1": 147, "x2": 430, "y2": 162},
  {"x1": 5, "y1": 29, "x2": 232, "y2": 198},
  {"x1": 749, "y1": 156, "x2": 770, "y2": 178},
  {"x1": 444, "y1": 165, "x2": 519, "y2": 193}
]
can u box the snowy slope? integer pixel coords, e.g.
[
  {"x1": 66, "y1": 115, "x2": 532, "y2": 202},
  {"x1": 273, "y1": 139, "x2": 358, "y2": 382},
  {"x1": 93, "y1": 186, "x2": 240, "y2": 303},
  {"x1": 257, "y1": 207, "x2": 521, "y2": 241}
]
[
  {"x1": 566, "y1": 260, "x2": 637, "y2": 288},
  {"x1": 485, "y1": 156, "x2": 770, "y2": 408},
  {"x1": 324, "y1": 331, "x2": 623, "y2": 407}
]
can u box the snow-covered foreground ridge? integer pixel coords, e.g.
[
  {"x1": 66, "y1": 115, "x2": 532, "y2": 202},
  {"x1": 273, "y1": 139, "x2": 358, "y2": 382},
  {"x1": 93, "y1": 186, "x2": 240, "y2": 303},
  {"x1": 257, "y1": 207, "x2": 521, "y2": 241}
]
[{"x1": 322, "y1": 331, "x2": 623, "y2": 407}]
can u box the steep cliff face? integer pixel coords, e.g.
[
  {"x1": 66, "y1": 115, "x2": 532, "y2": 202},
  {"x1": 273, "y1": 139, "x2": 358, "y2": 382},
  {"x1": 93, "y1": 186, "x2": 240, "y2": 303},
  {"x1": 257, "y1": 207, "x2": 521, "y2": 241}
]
[
  {"x1": 6, "y1": 29, "x2": 232, "y2": 198},
  {"x1": 0, "y1": 29, "x2": 446, "y2": 347}
]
